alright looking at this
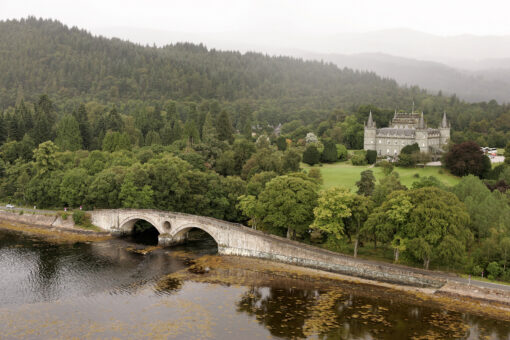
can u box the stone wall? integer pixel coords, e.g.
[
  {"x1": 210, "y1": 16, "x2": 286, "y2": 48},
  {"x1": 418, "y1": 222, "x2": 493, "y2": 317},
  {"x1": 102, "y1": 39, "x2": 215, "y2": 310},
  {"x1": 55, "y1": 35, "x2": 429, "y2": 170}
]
[
  {"x1": 0, "y1": 209, "x2": 104, "y2": 235},
  {"x1": 90, "y1": 209, "x2": 446, "y2": 288}
]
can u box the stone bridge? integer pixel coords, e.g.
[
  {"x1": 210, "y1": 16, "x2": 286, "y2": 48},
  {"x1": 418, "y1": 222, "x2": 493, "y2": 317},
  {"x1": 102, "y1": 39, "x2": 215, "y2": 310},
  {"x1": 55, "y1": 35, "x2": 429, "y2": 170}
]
[{"x1": 88, "y1": 209, "x2": 444, "y2": 288}]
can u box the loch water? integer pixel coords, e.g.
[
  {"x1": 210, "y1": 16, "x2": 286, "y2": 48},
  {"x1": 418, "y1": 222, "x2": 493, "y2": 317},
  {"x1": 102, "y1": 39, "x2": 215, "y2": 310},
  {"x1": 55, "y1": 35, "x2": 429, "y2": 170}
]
[{"x1": 0, "y1": 227, "x2": 509, "y2": 339}]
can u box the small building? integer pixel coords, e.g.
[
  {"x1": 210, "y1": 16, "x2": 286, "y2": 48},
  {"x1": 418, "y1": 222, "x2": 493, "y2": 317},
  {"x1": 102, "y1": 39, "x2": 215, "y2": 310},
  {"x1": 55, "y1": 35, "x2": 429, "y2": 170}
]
[{"x1": 364, "y1": 111, "x2": 450, "y2": 156}]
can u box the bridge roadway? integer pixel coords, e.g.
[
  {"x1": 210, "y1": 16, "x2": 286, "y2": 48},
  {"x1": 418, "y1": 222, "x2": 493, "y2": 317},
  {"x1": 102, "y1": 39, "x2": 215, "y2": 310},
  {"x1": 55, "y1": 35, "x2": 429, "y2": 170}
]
[{"x1": 90, "y1": 209, "x2": 444, "y2": 288}]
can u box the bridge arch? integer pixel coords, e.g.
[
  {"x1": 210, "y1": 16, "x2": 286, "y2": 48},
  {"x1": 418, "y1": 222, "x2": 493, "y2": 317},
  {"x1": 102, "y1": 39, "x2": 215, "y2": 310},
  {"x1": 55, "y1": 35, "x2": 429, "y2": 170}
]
[
  {"x1": 170, "y1": 222, "x2": 221, "y2": 247},
  {"x1": 119, "y1": 215, "x2": 163, "y2": 235}
]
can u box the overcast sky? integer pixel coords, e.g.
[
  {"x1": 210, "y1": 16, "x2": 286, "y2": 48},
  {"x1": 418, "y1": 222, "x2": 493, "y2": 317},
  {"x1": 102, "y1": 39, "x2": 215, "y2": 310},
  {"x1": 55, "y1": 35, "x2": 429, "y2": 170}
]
[{"x1": 1, "y1": 0, "x2": 510, "y2": 36}]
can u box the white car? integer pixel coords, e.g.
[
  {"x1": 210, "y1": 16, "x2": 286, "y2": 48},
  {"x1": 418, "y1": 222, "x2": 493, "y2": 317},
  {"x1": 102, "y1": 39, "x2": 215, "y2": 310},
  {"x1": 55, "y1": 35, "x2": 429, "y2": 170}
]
[{"x1": 5, "y1": 204, "x2": 14, "y2": 208}]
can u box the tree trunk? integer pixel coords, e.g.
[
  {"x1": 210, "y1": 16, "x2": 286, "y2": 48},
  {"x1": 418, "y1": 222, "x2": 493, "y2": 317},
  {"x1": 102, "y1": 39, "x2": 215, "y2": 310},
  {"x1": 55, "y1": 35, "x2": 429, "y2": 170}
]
[
  {"x1": 286, "y1": 228, "x2": 291, "y2": 239},
  {"x1": 394, "y1": 248, "x2": 399, "y2": 263},
  {"x1": 424, "y1": 258, "x2": 430, "y2": 270},
  {"x1": 353, "y1": 239, "x2": 359, "y2": 258}
]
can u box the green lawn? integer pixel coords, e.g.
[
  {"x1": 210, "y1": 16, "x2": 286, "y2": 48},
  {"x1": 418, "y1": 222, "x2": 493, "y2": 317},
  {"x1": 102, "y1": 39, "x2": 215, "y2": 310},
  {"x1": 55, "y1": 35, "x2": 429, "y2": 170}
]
[{"x1": 303, "y1": 162, "x2": 460, "y2": 190}]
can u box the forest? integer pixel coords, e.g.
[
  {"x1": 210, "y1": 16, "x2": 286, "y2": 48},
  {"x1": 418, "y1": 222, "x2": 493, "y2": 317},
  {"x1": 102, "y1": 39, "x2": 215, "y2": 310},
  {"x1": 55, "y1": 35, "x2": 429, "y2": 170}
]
[{"x1": 2, "y1": 18, "x2": 510, "y2": 281}]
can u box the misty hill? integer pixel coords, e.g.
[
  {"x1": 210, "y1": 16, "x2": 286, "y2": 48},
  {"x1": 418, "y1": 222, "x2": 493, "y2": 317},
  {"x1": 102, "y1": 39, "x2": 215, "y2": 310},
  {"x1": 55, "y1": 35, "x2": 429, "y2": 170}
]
[
  {"x1": 300, "y1": 52, "x2": 510, "y2": 103},
  {"x1": 0, "y1": 17, "x2": 418, "y2": 111}
]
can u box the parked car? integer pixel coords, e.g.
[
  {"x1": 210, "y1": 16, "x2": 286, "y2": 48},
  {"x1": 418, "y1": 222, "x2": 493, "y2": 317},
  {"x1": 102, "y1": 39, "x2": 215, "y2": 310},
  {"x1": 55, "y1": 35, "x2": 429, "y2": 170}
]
[{"x1": 5, "y1": 204, "x2": 14, "y2": 208}]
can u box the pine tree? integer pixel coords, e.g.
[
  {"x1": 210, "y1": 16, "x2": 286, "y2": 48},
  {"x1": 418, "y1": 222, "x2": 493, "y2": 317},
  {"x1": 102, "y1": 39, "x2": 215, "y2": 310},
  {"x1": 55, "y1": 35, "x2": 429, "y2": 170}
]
[
  {"x1": 201, "y1": 112, "x2": 217, "y2": 143},
  {"x1": 0, "y1": 113, "x2": 6, "y2": 144},
  {"x1": 106, "y1": 107, "x2": 123, "y2": 132},
  {"x1": 32, "y1": 96, "x2": 54, "y2": 145},
  {"x1": 216, "y1": 110, "x2": 234, "y2": 143},
  {"x1": 73, "y1": 104, "x2": 92, "y2": 149},
  {"x1": 55, "y1": 114, "x2": 83, "y2": 151},
  {"x1": 183, "y1": 119, "x2": 200, "y2": 146}
]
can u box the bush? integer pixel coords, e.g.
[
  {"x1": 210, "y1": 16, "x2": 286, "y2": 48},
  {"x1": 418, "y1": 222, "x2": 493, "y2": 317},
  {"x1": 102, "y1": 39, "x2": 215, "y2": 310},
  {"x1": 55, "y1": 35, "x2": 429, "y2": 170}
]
[
  {"x1": 72, "y1": 210, "x2": 86, "y2": 225},
  {"x1": 366, "y1": 150, "x2": 377, "y2": 164},
  {"x1": 303, "y1": 145, "x2": 321, "y2": 165},
  {"x1": 379, "y1": 160, "x2": 394, "y2": 175},
  {"x1": 336, "y1": 144, "x2": 348, "y2": 161},
  {"x1": 19, "y1": 210, "x2": 23, "y2": 215},
  {"x1": 321, "y1": 139, "x2": 338, "y2": 163},
  {"x1": 351, "y1": 151, "x2": 367, "y2": 166},
  {"x1": 62, "y1": 212, "x2": 68, "y2": 220},
  {"x1": 487, "y1": 261, "x2": 502, "y2": 279}
]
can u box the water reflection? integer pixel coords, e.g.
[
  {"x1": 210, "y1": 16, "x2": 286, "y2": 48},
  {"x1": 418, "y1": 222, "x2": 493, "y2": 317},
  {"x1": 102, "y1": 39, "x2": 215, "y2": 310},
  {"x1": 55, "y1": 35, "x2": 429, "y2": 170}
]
[{"x1": 0, "y1": 228, "x2": 509, "y2": 339}]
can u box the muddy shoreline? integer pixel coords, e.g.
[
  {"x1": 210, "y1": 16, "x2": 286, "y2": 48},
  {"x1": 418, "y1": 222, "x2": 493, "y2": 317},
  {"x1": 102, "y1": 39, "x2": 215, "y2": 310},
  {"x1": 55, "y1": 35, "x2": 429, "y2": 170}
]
[{"x1": 2, "y1": 214, "x2": 510, "y2": 320}]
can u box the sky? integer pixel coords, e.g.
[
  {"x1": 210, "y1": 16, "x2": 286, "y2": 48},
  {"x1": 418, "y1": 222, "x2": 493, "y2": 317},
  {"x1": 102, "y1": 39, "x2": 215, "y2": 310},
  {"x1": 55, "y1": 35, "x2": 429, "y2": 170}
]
[{"x1": 1, "y1": 0, "x2": 510, "y2": 36}]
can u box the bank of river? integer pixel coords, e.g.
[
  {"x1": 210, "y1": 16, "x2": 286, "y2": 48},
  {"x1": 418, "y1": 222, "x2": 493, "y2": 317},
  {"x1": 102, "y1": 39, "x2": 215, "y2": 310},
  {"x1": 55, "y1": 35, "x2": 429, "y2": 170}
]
[{"x1": 1, "y1": 224, "x2": 510, "y2": 339}]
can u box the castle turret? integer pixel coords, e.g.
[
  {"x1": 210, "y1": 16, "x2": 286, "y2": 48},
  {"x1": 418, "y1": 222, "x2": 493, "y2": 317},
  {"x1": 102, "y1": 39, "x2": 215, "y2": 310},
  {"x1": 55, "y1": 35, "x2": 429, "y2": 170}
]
[
  {"x1": 439, "y1": 112, "x2": 450, "y2": 145},
  {"x1": 415, "y1": 112, "x2": 428, "y2": 152},
  {"x1": 364, "y1": 111, "x2": 376, "y2": 151}
]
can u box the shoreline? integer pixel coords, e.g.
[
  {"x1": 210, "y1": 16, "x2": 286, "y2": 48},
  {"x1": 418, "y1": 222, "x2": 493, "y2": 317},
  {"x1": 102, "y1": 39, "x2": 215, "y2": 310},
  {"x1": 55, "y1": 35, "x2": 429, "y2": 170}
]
[{"x1": 1, "y1": 210, "x2": 510, "y2": 320}]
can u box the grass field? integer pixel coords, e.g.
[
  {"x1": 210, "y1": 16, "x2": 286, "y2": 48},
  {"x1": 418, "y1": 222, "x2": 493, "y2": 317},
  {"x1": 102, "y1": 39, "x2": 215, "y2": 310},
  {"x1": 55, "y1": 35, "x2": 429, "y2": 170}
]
[{"x1": 303, "y1": 162, "x2": 460, "y2": 190}]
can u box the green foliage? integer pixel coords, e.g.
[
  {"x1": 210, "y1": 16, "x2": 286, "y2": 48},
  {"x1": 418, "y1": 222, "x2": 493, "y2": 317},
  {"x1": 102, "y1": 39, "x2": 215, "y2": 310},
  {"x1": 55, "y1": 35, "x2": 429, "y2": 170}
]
[
  {"x1": 275, "y1": 136, "x2": 287, "y2": 151},
  {"x1": 55, "y1": 114, "x2": 83, "y2": 151},
  {"x1": 350, "y1": 151, "x2": 367, "y2": 166},
  {"x1": 250, "y1": 175, "x2": 318, "y2": 239},
  {"x1": 401, "y1": 143, "x2": 420, "y2": 155},
  {"x1": 302, "y1": 145, "x2": 320, "y2": 166},
  {"x1": 102, "y1": 132, "x2": 131, "y2": 152},
  {"x1": 320, "y1": 139, "x2": 338, "y2": 163},
  {"x1": 216, "y1": 111, "x2": 234, "y2": 143},
  {"x1": 366, "y1": 150, "x2": 377, "y2": 164},
  {"x1": 336, "y1": 144, "x2": 348, "y2": 161},
  {"x1": 72, "y1": 210, "x2": 86, "y2": 225},
  {"x1": 356, "y1": 170, "x2": 375, "y2": 196}
]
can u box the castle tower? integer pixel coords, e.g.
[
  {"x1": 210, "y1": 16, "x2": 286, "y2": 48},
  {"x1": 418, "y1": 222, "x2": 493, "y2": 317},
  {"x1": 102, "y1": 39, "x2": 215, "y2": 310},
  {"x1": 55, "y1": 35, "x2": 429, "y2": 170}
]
[
  {"x1": 363, "y1": 111, "x2": 376, "y2": 151},
  {"x1": 415, "y1": 112, "x2": 428, "y2": 153},
  {"x1": 439, "y1": 112, "x2": 450, "y2": 145}
]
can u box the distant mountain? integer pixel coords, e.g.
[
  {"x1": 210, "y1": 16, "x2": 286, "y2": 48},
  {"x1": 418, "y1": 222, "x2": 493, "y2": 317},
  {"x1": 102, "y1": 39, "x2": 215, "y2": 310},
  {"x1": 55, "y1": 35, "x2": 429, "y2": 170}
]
[
  {"x1": 296, "y1": 52, "x2": 510, "y2": 103},
  {"x1": 91, "y1": 26, "x2": 510, "y2": 103}
]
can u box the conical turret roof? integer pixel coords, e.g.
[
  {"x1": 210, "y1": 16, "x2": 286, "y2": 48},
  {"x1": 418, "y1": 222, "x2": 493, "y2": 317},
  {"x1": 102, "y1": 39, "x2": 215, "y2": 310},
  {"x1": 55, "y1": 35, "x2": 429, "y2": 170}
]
[
  {"x1": 418, "y1": 112, "x2": 426, "y2": 129},
  {"x1": 441, "y1": 112, "x2": 448, "y2": 128},
  {"x1": 366, "y1": 110, "x2": 375, "y2": 128}
]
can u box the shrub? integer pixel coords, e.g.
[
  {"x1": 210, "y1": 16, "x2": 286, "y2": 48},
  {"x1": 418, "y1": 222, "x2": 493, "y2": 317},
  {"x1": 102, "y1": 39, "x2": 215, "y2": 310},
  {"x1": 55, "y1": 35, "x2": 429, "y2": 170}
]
[
  {"x1": 303, "y1": 145, "x2": 321, "y2": 165},
  {"x1": 413, "y1": 173, "x2": 420, "y2": 178},
  {"x1": 19, "y1": 210, "x2": 23, "y2": 215},
  {"x1": 351, "y1": 151, "x2": 367, "y2": 166},
  {"x1": 320, "y1": 139, "x2": 338, "y2": 163},
  {"x1": 379, "y1": 160, "x2": 394, "y2": 175},
  {"x1": 366, "y1": 150, "x2": 377, "y2": 164},
  {"x1": 62, "y1": 212, "x2": 68, "y2": 220},
  {"x1": 72, "y1": 210, "x2": 86, "y2": 225},
  {"x1": 336, "y1": 144, "x2": 348, "y2": 161},
  {"x1": 487, "y1": 261, "x2": 502, "y2": 279}
]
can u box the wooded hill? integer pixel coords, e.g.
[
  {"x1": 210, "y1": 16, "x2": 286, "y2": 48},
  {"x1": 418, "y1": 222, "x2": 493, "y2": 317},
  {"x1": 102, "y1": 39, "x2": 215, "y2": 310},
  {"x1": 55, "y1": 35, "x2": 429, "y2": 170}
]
[{"x1": 0, "y1": 18, "x2": 414, "y2": 110}]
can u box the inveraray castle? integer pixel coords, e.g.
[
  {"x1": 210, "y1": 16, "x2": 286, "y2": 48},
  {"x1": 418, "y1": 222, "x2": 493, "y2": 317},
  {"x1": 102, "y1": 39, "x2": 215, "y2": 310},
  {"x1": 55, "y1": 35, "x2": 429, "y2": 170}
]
[{"x1": 364, "y1": 111, "x2": 450, "y2": 156}]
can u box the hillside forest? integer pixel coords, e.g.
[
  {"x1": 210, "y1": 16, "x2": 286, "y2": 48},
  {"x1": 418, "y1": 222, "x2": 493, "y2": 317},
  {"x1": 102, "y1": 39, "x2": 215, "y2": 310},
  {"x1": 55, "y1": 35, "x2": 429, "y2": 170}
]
[{"x1": 2, "y1": 18, "x2": 510, "y2": 282}]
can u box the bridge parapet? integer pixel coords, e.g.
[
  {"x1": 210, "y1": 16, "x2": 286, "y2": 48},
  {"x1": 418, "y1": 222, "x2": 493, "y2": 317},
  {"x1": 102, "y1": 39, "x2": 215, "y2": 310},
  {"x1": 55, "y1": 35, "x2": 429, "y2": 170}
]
[{"x1": 88, "y1": 209, "x2": 445, "y2": 288}]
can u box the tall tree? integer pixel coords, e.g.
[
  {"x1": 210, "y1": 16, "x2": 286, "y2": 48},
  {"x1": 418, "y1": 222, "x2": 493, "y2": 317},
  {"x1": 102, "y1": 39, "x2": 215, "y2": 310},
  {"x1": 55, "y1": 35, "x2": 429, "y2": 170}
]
[
  {"x1": 216, "y1": 110, "x2": 234, "y2": 143},
  {"x1": 55, "y1": 114, "x2": 83, "y2": 151},
  {"x1": 73, "y1": 104, "x2": 92, "y2": 149}
]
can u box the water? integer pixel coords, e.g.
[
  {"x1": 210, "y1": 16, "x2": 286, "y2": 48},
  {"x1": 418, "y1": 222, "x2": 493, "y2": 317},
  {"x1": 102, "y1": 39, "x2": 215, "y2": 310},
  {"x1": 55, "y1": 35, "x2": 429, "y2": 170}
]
[{"x1": 0, "y1": 227, "x2": 509, "y2": 339}]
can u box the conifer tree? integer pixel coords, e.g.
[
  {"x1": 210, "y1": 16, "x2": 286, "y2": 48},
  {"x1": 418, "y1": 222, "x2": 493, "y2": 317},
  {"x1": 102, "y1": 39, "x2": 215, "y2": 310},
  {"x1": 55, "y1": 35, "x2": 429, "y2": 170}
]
[
  {"x1": 216, "y1": 110, "x2": 234, "y2": 143},
  {"x1": 201, "y1": 112, "x2": 217, "y2": 143},
  {"x1": 106, "y1": 107, "x2": 123, "y2": 132},
  {"x1": 32, "y1": 95, "x2": 55, "y2": 144},
  {"x1": 55, "y1": 114, "x2": 83, "y2": 151},
  {"x1": 73, "y1": 104, "x2": 92, "y2": 149}
]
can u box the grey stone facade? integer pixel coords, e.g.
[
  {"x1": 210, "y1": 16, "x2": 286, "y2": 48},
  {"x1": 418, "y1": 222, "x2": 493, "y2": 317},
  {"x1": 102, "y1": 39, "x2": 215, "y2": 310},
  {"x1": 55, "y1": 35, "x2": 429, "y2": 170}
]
[{"x1": 364, "y1": 111, "x2": 450, "y2": 156}]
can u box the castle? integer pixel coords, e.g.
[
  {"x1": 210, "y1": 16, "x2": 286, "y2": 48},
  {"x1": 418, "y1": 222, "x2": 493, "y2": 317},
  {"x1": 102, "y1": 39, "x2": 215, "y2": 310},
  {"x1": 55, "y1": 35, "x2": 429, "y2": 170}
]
[{"x1": 363, "y1": 111, "x2": 450, "y2": 156}]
